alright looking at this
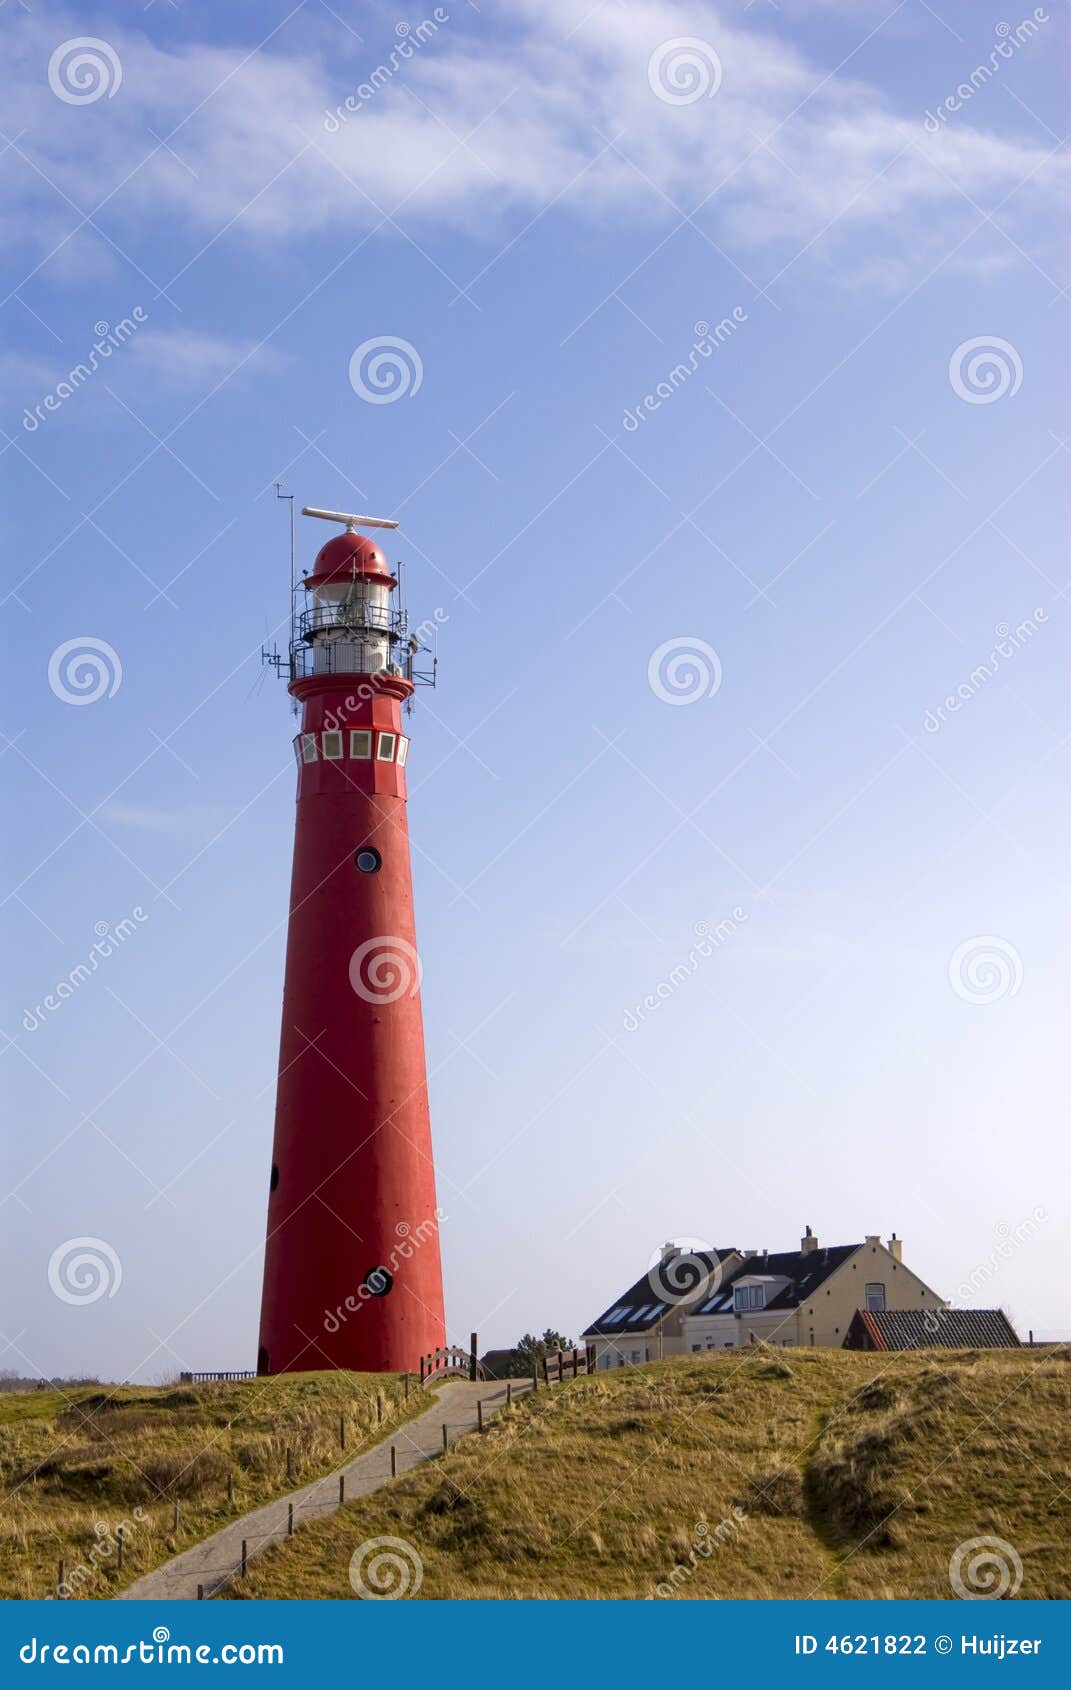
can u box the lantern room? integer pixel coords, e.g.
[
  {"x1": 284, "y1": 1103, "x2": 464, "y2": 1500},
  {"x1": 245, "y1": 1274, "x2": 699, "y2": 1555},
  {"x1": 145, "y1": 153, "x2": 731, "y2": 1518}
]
[{"x1": 263, "y1": 506, "x2": 437, "y2": 692}]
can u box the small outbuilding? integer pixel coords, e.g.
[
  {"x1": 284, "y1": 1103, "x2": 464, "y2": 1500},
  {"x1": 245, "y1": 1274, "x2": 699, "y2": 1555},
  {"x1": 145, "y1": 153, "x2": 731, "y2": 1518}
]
[{"x1": 844, "y1": 1307, "x2": 1020, "y2": 1351}]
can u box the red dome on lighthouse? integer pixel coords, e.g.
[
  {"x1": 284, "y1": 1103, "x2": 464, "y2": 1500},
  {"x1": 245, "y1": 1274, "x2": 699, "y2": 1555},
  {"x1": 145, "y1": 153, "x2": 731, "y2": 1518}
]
[{"x1": 304, "y1": 531, "x2": 395, "y2": 589}]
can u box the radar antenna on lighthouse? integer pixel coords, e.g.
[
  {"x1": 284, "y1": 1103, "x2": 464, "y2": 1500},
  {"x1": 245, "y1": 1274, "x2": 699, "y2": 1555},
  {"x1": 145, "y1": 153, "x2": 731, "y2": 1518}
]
[
  {"x1": 301, "y1": 506, "x2": 400, "y2": 532},
  {"x1": 256, "y1": 501, "x2": 446, "y2": 1375}
]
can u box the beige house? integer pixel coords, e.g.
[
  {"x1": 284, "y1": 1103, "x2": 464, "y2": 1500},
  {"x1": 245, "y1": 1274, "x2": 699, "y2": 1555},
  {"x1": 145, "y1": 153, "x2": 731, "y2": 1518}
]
[{"x1": 584, "y1": 1228, "x2": 945, "y2": 1364}]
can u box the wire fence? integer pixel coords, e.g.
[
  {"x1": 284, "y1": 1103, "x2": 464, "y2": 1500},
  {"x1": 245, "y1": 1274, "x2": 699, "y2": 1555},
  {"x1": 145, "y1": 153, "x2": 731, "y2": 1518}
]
[
  {"x1": 49, "y1": 1380, "x2": 414, "y2": 1601},
  {"x1": 50, "y1": 1353, "x2": 595, "y2": 1600}
]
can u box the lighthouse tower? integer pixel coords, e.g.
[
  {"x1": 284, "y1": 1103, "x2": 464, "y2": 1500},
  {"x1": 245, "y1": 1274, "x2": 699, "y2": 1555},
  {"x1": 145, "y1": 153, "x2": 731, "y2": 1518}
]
[{"x1": 257, "y1": 506, "x2": 446, "y2": 1374}]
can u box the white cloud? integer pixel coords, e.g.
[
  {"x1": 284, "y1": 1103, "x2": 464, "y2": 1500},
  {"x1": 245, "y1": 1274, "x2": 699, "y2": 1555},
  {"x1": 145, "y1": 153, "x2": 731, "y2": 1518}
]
[
  {"x1": 100, "y1": 801, "x2": 236, "y2": 834},
  {"x1": 126, "y1": 328, "x2": 288, "y2": 386},
  {"x1": 5, "y1": 2, "x2": 1065, "y2": 287}
]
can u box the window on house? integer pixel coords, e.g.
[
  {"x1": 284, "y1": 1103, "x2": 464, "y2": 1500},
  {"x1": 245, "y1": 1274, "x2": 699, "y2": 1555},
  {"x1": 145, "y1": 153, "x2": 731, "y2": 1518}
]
[
  {"x1": 301, "y1": 734, "x2": 318, "y2": 763},
  {"x1": 377, "y1": 732, "x2": 397, "y2": 761},
  {"x1": 734, "y1": 1284, "x2": 765, "y2": 1311},
  {"x1": 397, "y1": 736, "x2": 409, "y2": 766},
  {"x1": 350, "y1": 730, "x2": 372, "y2": 759},
  {"x1": 865, "y1": 1282, "x2": 886, "y2": 1311},
  {"x1": 692, "y1": 1344, "x2": 701, "y2": 1353},
  {"x1": 630, "y1": 1349, "x2": 642, "y2": 1364},
  {"x1": 601, "y1": 1306, "x2": 630, "y2": 1325},
  {"x1": 322, "y1": 730, "x2": 343, "y2": 760}
]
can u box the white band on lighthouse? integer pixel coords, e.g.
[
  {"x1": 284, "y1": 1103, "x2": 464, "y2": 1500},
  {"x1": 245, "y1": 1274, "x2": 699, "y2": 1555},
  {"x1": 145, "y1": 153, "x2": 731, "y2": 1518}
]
[{"x1": 301, "y1": 506, "x2": 399, "y2": 531}]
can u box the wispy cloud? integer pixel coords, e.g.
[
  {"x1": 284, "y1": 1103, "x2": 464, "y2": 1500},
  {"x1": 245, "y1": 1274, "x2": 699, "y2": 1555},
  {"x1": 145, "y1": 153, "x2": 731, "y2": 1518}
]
[
  {"x1": 127, "y1": 328, "x2": 288, "y2": 387},
  {"x1": 5, "y1": 2, "x2": 1066, "y2": 287},
  {"x1": 100, "y1": 801, "x2": 235, "y2": 834}
]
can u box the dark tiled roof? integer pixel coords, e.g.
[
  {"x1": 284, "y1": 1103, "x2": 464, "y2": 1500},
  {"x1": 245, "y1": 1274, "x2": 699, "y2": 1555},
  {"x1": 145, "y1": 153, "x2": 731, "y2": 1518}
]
[
  {"x1": 846, "y1": 1307, "x2": 1020, "y2": 1351},
  {"x1": 583, "y1": 1250, "x2": 737, "y2": 1336},
  {"x1": 730, "y1": 1245, "x2": 859, "y2": 1311},
  {"x1": 584, "y1": 1243, "x2": 873, "y2": 1335}
]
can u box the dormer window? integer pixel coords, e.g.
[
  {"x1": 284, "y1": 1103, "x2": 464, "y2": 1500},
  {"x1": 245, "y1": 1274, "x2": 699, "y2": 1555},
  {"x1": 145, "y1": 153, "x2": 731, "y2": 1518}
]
[
  {"x1": 865, "y1": 1282, "x2": 886, "y2": 1311},
  {"x1": 734, "y1": 1284, "x2": 765, "y2": 1311}
]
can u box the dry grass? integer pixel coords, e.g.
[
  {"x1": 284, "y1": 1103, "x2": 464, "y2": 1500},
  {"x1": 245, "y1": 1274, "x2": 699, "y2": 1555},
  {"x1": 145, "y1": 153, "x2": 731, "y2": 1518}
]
[
  {"x1": 223, "y1": 1348, "x2": 1071, "y2": 1601},
  {"x1": 0, "y1": 1372, "x2": 421, "y2": 1599}
]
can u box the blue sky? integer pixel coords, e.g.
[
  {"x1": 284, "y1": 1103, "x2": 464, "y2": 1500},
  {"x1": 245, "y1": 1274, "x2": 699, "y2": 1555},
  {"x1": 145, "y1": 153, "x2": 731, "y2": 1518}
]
[{"x1": 2, "y1": 0, "x2": 1068, "y2": 1382}]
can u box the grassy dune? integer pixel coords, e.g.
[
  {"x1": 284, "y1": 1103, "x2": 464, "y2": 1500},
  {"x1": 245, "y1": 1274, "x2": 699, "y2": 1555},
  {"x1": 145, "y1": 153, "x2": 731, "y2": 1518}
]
[
  {"x1": 224, "y1": 1348, "x2": 1070, "y2": 1600},
  {"x1": 0, "y1": 1372, "x2": 420, "y2": 1600}
]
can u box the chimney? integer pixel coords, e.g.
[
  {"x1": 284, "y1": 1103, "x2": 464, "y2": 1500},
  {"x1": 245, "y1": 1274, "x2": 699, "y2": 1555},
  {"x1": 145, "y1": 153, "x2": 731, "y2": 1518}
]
[
  {"x1": 887, "y1": 1232, "x2": 902, "y2": 1262},
  {"x1": 660, "y1": 1241, "x2": 680, "y2": 1262},
  {"x1": 801, "y1": 1225, "x2": 818, "y2": 1256}
]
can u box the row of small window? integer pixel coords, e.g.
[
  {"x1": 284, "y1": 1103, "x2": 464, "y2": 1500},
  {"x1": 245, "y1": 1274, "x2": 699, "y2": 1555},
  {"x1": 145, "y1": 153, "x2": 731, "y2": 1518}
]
[
  {"x1": 600, "y1": 1301, "x2": 668, "y2": 1326},
  {"x1": 732, "y1": 1281, "x2": 885, "y2": 1313},
  {"x1": 690, "y1": 1340, "x2": 794, "y2": 1351},
  {"x1": 294, "y1": 729, "x2": 410, "y2": 767}
]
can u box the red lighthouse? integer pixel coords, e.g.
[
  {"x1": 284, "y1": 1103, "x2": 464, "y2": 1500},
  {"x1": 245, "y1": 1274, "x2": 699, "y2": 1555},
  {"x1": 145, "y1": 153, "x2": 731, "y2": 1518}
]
[{"x1": 257, "y1": 505, "x2": 446, "y2": 1375}]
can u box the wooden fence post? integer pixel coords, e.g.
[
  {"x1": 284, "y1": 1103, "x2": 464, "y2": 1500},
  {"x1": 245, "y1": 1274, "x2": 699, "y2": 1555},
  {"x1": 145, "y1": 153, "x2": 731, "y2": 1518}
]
[
  {"x1": 477, "y1": 1399, "x2": 484, "y2": 1433},
  {"x1": 442, "y1": 1422, "x2": 448, "y2": 1453},
  {"x1": 57, "y1": 1560, "x2": 65, "y2": 1599},
  {"x1": 542, "y1": 1354, "x2": 549, "y2": 1384},
  {"x1": 339, "y1": 1412, "x2": 345, "y2": 1451},
  {"x1": 339, "y1": 1474, "x2": 345, "y2": 1504},
  {"x1": 116, "y1": 1526, "x2": 124, "y2": 1571},
  {"x1": 197, "y1": 1584, "x2": 204, "y2": 1601},
  {"x1": 376, "y1": 1394, "x2": 383, "y2": 1426},
  {"x1": 287, "y1": 1503, "x2": 294, "y2": 1537},
  {"x1": 470, "y1": 1331, "x2": 478, "y2": 1382},
  {"x1": 572, "y1": 1347, "x2": 579, "y2": 1378},
  {"x1": 241, "y1": 1539, "x2": 247, "y2": 1578},
  {"x1": 506, "y1": 1381, "x2": 512, "y2": 1409},
  {"x1": 390, "y1": 1444, "x2": 397, "y2": 1477},
  {"x1": 286, "y1": 1446, "x2": 293, "y2": 1481}
]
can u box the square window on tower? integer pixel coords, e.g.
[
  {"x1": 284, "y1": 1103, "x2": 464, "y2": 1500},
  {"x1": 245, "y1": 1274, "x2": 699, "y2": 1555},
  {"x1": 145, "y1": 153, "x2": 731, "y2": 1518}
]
[
  {"x1": 322, "y1": 730, "x2": 343, "y2": 760},
  {"x1": 349, "y1": 730, "x2": 372, "y2": 760},
  {"x1": 292, "y1": 737, "x2": 302, "y2": 766},
  {"x1": 377, "y1": 732, "x2": 397, "y2": 762},
  {"x1": 397, "y1": 736, "x2": 409, "y2": 766},
  {"x1": 300, "y1": 734, "x2": 318, "y2": 763}
]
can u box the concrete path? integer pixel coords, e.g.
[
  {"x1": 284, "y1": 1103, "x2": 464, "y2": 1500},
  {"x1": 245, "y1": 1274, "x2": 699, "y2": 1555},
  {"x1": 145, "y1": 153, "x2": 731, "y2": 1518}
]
[{"x1": 118, "y1": 1379, "x2": 528, "y2": 1601}]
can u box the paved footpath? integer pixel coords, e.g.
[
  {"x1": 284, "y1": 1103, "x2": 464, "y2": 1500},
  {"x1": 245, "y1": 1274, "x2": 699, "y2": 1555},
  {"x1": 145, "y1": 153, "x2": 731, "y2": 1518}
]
[{"x1": 119, "y1": 1378, "x2": 529, "y2": 1601}]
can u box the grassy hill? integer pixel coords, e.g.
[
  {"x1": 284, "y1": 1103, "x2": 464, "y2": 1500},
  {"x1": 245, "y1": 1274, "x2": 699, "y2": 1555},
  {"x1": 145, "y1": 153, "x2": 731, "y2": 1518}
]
[
  {"x1": 0, "y1": 1371, "x2": 420, "y2": 1600},
  {"x1": 224, "y1": 1348, "x2": 1071, "y2": 1600}
]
